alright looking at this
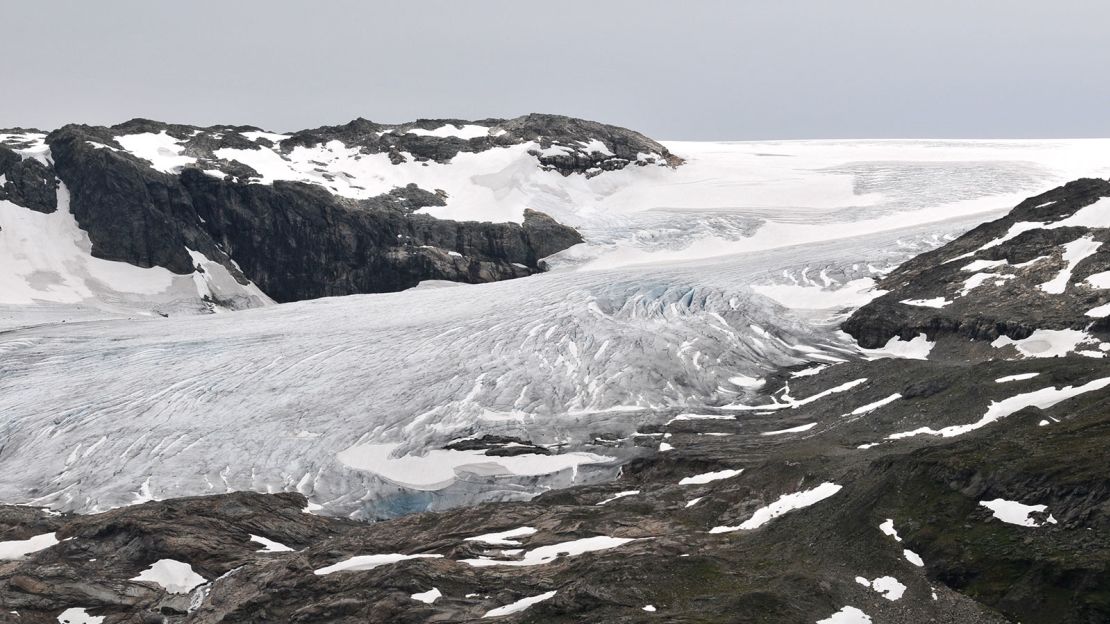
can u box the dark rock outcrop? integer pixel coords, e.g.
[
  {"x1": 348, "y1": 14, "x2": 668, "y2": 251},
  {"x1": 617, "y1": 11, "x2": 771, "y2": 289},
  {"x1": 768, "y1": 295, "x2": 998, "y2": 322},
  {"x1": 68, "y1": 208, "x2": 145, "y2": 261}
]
[
  {"x1": 282, "y1": 113, "x2": 682, "y2": 174},
  {"x1": 35, "y1": 117, "x2": 608, "y2": 302},
  {"x1": 843, "y1": 178, "x2": 1110, "y2": 350},
  {"x1": 0, "y1": 146, "x2": 57, "y2": 214},
  {"x1": 3, "y1": 113, "x2": 681, "y2": 304}
]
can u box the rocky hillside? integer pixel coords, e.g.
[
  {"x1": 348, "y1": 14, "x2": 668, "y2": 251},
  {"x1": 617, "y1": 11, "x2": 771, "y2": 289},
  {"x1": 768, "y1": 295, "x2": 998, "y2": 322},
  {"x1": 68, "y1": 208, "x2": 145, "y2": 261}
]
[
  {"x1": 843, "y1": 177, "x2": 1110, "y2": 356},
  {"x1": 0, "y1": 114, "x2": 678, "y2": 308},
  {"x1": 3, "y1": 180, "x2": 1109, "y2": 623}
]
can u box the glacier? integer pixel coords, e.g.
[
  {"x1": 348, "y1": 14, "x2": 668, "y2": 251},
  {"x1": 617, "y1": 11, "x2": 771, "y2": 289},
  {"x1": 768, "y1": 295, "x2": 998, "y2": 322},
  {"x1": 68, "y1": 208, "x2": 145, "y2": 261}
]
[{"x1": 2, "y1": 138, "x2": 1110, "y2": 519}]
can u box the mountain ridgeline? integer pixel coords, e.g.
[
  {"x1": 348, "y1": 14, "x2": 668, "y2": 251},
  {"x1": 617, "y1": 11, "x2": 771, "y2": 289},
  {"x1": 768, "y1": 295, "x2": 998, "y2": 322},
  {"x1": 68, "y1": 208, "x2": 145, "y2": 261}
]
[{"x1": 0, "y1": 114, "x2": 679, "y2": 303}]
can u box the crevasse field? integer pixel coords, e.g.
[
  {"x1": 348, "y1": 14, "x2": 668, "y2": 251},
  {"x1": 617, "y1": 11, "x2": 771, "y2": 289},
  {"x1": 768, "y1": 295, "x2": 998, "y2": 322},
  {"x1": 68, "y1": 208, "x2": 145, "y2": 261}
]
[{"x1": 3, "y1": 138, "x2": 1110, "y2": 518}]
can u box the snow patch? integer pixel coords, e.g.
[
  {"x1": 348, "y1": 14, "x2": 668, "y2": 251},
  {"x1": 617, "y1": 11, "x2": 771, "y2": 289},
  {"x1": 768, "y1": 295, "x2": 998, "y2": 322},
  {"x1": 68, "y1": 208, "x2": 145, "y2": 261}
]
[
  {"x1": 461, "y1": 536, "x2": 637, "y2": 567},
  {"x1": 465, "y1": 527, "x2": 537, "y2": 546},
  {"x1": 1085, "y1": 270, "x2": 1110, "y2": 289},
  {"x1": 0, "y1": 532, "x2": 58, "y2": 560},
  {"x1": 961, "y1": 259, "x2": 1008, "y2": 272},
  {"x1": 900, "y1": 297, "x2": 949, "y2": 308},
  {"x1": 979, "y1": 498, "x2": 1058, "y2": 527},
  {"x1": 1049, "y1": 196, "x2": 1110, "y2": 228},
  {"x1": 130, "y1": 559, "x2": 206, "y2": 593},
  {"x1": 483, "y1": 590, "x2": 556, "y2": 618},
  {"x1": 57, "y1": 608, "x2": 105, "y2": 624},
  {"x1": 760, "y1": 422, "x2": 816, "y2": 436},
  {"x1": 411, "y1": 587, "x2": 443, "y2": 604},
  {"x1": 848, "y1": 393, "x2": 901, "y2": 416},
  {"x1": 115, "y1": 131, "x2": 197, "y2": 174},
  {"x1": 889, "y1": 376, "x2": 1110, "y2": 439},
  {"x1": 991, "y1": 328, "x2": 1093, "y2": 358},
  {"x1": 903, "y1": 550, "x2": 925, "y2": 567},
  {"x1": 597, "y1": 490, "x2": 640, "y2": 505},
  {"x1": 816, "y1": 606, "x2": 872, "y2": 624},
  {"x1": 855, "y1": 576, "x2": 906, "y2": 601},
  {"x1": 860, "y1": 334, "x2": 934, "y2": 360},
  {"x1": 1038, "y1": 236, "x2": 1102, "y2": 294},
  {"x1": 314, "y1": 553, "x2": 444, "y2": 575},
  {"x1": 407, "y1": 124, "x2": 490, "y2": 140},
  {"x1": 250, "y1": 534, "x2": 294, "y2": 553},
  {"x1": 995, "y1": 372, "x2": 1040, "y2": 383},
  {"x1": 725, "y1": 378, "x2": 868, "y2": 411},
  {"x1": 791, "y1": 365, "x2": 828, "y2": 378},
  {"x1": 709, "y1": 482, "x2": 842, "y2": 532},
  {"x1": 879, "y1": 519, "x2": 901, "y2": 541},
  {"x1": 679, "y1": 469, "x2": 743, "y2": 485}
]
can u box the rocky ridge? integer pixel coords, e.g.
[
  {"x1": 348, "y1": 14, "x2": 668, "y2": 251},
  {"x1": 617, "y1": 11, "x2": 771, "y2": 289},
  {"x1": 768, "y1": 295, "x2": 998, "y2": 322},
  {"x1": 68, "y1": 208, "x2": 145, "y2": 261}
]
[
  {"x1": 843, "y1": 177, "x2": 1110, "y2": 353},
  {"x1": 1, "y1": 114, "x2": 680, "y2": 304}
]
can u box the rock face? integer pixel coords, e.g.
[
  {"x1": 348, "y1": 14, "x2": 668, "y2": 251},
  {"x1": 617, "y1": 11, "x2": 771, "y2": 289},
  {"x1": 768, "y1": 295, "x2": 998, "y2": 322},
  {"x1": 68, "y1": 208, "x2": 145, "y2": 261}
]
[
  {"x1": 843, "y1": 178, "x2": 1110, "y2": 350},
  {"x1": 4, "y1": 180, "x2": 1110, "y2": 623},
  {"x1": 0, "y1": 144, "x2": 57, "y2": 214},
  {"x1": 3, "y1": 114, "x2": 680, "y2": 304}
]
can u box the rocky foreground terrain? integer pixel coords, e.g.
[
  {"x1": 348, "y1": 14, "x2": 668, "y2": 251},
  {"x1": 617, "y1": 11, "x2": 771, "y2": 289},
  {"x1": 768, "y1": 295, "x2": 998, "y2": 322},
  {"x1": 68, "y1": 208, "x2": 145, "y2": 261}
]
[{"x1": 3, "y1": 181, "x2": 1110, "y2": 623}]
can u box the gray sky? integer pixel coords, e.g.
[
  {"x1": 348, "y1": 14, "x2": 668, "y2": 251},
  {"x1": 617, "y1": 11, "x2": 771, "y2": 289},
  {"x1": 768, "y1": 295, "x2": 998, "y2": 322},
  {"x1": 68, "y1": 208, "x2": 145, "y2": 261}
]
[{"x1": 4, "y1": 0, "x2": 1109, "y2": 140}]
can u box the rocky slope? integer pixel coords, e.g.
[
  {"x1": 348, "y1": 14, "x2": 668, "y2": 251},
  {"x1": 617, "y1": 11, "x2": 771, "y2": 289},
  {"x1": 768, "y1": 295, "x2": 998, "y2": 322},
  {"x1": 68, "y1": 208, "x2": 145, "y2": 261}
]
[
  {"x1": 1, "y1": 114, "x2": 679, "y2": 307},
  {"x1": 843, "y1": 177, "x2": 1110, "y2": 354},
  {"x1": 3, "y1": 180, "x2": 1109, "y2": 623}
]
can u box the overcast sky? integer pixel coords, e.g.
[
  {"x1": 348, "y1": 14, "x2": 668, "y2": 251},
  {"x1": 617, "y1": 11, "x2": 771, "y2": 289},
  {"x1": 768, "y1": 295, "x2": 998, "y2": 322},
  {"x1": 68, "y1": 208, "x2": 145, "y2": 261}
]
[{"x1": 4, "y1": 0, "x2": 1109, "y2": 140}]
